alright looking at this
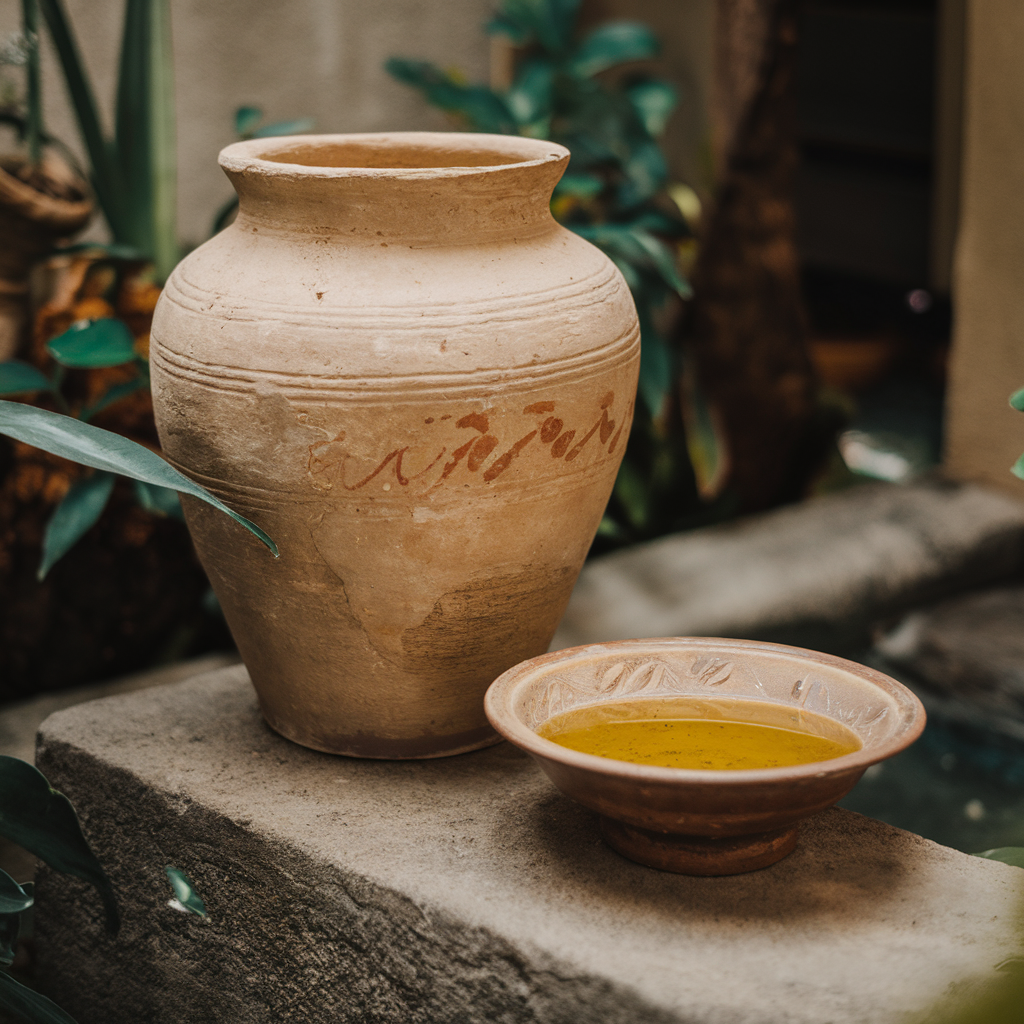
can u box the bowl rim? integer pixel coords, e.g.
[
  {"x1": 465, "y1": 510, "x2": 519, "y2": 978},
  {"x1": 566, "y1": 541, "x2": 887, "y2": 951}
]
[{"x1": 484, "y1": 636, "x2": 927, "y2": 786}]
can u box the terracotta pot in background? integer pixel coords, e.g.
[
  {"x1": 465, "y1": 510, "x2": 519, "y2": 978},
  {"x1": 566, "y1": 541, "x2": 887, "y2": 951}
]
[
  {"x1": 151, "y1": 132, "x2": 640, "y2": 758},
  {"x1": 0, "y1": 154, "x2": 92, "y2": 360}
]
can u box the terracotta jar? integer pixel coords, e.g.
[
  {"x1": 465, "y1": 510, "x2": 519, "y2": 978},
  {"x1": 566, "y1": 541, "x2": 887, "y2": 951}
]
[{"x1": 150, "y1": 133, "x2": 639, "y2": 757}]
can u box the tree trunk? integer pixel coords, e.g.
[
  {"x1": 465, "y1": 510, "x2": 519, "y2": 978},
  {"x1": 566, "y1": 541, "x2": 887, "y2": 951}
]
[{"x1": 685, "y1": 0, "x2": 824, "y2": 512}]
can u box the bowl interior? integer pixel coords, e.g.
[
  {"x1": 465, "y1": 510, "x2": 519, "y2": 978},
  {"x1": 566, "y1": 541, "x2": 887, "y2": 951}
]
[{"x1": 488, "y1": 637, "x2": 925, "y2": 774}]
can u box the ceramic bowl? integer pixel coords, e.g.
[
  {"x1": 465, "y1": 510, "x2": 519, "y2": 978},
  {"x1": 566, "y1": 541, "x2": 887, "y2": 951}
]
[{"x1": 484, "y1": 637, "x2": 926, "y2": 876}]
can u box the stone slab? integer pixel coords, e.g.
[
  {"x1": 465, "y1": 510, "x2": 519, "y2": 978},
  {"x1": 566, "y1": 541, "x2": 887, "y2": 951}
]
[
  {"x1": 875, "y1": 586, "x2": 1024, "y2": 739},
  {"x1": 554, "y1": 480, "x2": 1024, "y2": 654},
  {"x1": 33, "y1": 666, "x2": 1024, "y2": 1024}
]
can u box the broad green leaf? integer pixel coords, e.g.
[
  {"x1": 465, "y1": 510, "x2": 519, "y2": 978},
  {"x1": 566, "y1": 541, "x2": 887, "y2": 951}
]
[
  {"x1": 0, "y1": 402, "x2": 278, "y2": 556},
  {"x1": 626, "y1": 78, "x2": 677, "y2": 138},
  {"x1": 491, "y1": 0, "x2": 580, "y2": 52},
  {"x1": 38, "y1": 0, "x2": 130, "y2": 242},
  {"x1": 47, "y1": 319, "x2": 137, "y2": 368},
  {"x1": 486, "y1": 13, "x2": 530, "y2": 45},
  {"x1": 133, "y1": 479, "x2": 181, "y2": 518},
  {"x1": 1010, "y1": 387, "x2": 1024, "y2": 412},
  {"x1": 38, "y1": 471, "x2": 115, "y2": 579},
  {"x1": 638, "y1": 326, "x2": 672, "y2": 419},
  {"x1": 553, "y1": 173, "x2": 603, "y2": 201},
  {"x1": 80, "y1": 377, "x2": 148, "y2": 422},
  {"x1": 506, "y1": 57, "x2": 554, "y2": 127},
  {"x1": 573, "y1": 223, "x2": 691, "y2": 298},
  {"x1": 0, "y1": 869, "x2": 32, "y2": 916},
  {"x1": 569, "y1": 22, "x2": 658, "y2": 78},
  {"x1": 165, "y1": 866, "x2": 206, "y2": 918},
  {"x1": 234, "y1": 104, "x2": 262, "y2": 136},
  {"x1": 0, "y1": 361, "x2": 53, "y2": 396},
  {"x1": 385, "y1": 60, "x2": 516, "y2": 134},
  {"x1": 0, "y1": 970, "x2": 79, "y2": 1024},
  {"x1": 1013, "y1": 453, "x2": 1024, "y2": 481},
  {"x1": 976, "y1": 847, "x2": 1024, "y2": 869},
  {"x1": 253, "y1": 117, "x2": 315, "y2": 138},
  {"x1": 0, "y1": 756, "x2": 118, "y2": 933}
]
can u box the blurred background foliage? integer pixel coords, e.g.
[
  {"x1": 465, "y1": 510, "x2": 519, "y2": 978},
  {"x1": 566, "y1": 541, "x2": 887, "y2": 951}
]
[{"x1": 388, "y1": 0, "x2": 722, "y2": 547}]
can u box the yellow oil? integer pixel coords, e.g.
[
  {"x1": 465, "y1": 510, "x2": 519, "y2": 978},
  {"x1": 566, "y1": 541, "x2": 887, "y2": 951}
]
[{"x1": 537, "y1": 697, "x2": 861, "y2": 770}]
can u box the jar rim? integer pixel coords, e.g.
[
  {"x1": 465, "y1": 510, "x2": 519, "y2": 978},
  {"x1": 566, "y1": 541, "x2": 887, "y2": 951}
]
[{"x1": 219, "y1": 131, "x2": 569, "y2": 178}]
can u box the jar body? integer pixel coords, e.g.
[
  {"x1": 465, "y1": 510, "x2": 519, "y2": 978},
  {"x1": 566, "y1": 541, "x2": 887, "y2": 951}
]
[{"x1": 151, "y1": 133, "x2": 639, "y2": 757}]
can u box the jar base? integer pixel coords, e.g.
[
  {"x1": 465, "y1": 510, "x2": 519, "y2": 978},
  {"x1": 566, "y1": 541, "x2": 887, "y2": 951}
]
[
  {"x1": 261, "y1": 711, "x2": 504, "y2": 760},
  {"x1": 600, "y1": 818, "x2": 800, "y2": 876}
]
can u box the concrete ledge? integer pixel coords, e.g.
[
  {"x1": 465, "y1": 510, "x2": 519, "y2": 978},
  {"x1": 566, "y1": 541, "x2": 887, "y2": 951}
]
[
  {"x1": 34, "y1": 666, "x2": 1024, "y2": 1024},
  {"x1": 554, "y1": 480, "x2": 1024, "y2": 653}
]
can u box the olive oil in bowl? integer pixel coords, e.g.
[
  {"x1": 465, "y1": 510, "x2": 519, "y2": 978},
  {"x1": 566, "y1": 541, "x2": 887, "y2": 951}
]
[{"x1": 537, "y1": 697, "x2": 861, "y2": 770}]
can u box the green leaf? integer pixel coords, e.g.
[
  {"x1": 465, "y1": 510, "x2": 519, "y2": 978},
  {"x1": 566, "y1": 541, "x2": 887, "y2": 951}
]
[
  {"x1": 165, "y1": 866, "x2": 206, "y2": 918},
  {"x1": 80, "y1": 377, "x2": 148, "y2": 422},
  {"x1": 114, "y1": 0, "x2": 178, "y2": 281},
  {"x1": 553, "y1": 173, "x2": 603, "y2": 201},
  {"x1": 38, "y1": 471, "x2": 115, "y2": 579},
  {"x1": 234, "y1": 105, "x2": 262, "y2": 136},
  {"x1": 55, "y1": 241, "x2": 146, "y2": 261},
  {"x1": 573, "y1": 223, "x2": 691, "y2": 298},
  {"x1": 0, "y1": 401, "x2": 278, "y2": 556},
  {"x1": 1013, "y1": 453, "x2": 1024, "y2": 481},
  {"x1": 613, "y1": 458, "x2": 649, "y2": 531},
  {"x1": 47, "y1": 319, "x2": 137, "y2": 368},
  {"x1": 385, "y1": 59, "x2": 517, "y2": 134},
  {"x1": 1010, "y1": 387, "x2": 1024, "y2": 412},
  {"x1": 490, "y1": 0, "x2": 580, "y2": 53},
  {"x1": 0, "y1": 362, "x2": 53, "y2": 396},
  {"x1": 0, "y1": 970, "x2": 79, "y2": 1024},
  {"x1": 976, "y1": 847, "x2": 1024, "y2": 869},
  {"x1": 0, "y1": 909, "x2": 20, "y2": 967},
  {"x1": 506, "y1": 57, "x2": 554, "y2": 127},
  {"x1": 0, "y1": 756, "x2": 119, "y2": 933},
  {"x1": 626, "y1": 78, "x2": 677, "y2": 138},
  {"x1": 638, "y1": 326, "x2": 672, "y2": 419},
  {"x1": 0, "y1": 870, "x2": 33, "y2": 917},
  {"x1": 569, "y1": 22, "x2": 658, "y2": 78},
  {"x1": 133, "y1": 479, "x2": 181, "y2": 518},
  {"x1": 22, "y1": 0, "x2": 42, "y2": 166},
  {"x1": 252, "y1": 117, "x2": 315, "y2": 138}
]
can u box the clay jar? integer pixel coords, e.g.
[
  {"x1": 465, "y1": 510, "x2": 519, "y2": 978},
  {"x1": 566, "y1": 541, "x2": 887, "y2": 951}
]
[{"x1": 150, "y1": 133, "x2": 639, "y2": 758}]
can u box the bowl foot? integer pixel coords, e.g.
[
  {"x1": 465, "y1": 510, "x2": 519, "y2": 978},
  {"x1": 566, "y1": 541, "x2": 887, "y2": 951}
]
[{"x1": 600, "y1": 818, "x2": 800, "y2": 876}]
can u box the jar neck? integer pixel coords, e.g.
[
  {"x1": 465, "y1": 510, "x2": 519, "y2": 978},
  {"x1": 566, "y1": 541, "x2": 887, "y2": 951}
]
[{"x1": 220, "y1": 133, "x2": 569, "y2": 246}]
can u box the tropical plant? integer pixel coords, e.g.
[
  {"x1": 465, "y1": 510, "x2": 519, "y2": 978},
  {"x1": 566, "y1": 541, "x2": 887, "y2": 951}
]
[
  {"x1": 35, "y1": 0, "x2": 178, "y2": 282},
  {"x1": 1011, "y1": 386, "x2": 1024, "y2": 479},
  {"x1": 0, "y1": 755, "x2": 117, "y2": 1024},
  {"x1": 387, "y1": 0, "x2": 711, "y2": 544}
]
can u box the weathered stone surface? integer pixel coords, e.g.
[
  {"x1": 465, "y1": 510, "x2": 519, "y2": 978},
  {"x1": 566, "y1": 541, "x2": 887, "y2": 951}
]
[
  {"x1": 34, "y1": 666, "x2": 1024, "y2": 1024},
  {"x1": 554, "y1": 480, "x2": 1024, "y2": 653},
  {"x1": 876, "y1": 585, "x2": 1024, "y2": 733}
]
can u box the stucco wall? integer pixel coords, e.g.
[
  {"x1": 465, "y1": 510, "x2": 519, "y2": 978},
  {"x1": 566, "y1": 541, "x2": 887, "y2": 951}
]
[{"x1": 944, "y1": 0, "x2": 1024, "y2": 496}]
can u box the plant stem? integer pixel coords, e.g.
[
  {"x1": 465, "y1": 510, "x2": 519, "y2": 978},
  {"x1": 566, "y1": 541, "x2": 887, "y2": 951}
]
[{"x1": 21, "y1": 0, "x2": 42, "y2": 168}]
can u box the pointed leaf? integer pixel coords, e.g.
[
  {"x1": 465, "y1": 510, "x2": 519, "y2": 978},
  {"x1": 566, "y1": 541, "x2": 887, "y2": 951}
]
[
  {"x1": 80, "y1": 377, "x2": 148, "y2": 422},
  {"x1": 134, "y1": 479, "x2": 182, "y2": 518},
  {"x1": 234, "y1": 105, "x2": 262, "y2": 136},
  {"x1": 976, "y1": 847, "x2": 1024, "y2": 869},
  {"x1": 0, "y1": 970, "x2": 79, "y2": 1024},
  {"x1": 0, "y1": 870, "x2": 33, "y2": 917},
  {"x1": 47, "y1": 319, "x2": 137, "y2": 368},
  {"x1": 1010, "y1": 387, "x2": 1024, "y2": 412},
  {"x1": 569, "y1": 22, "x2": 658, "y2": 78},
  {"x1": 252, "y1": 118, "x2": 315, "y2": 138},
  {"x1": 492, "y1": 0, "x2": 580, "y2": 52},
  {"x1": 165, "y1": 866, "x2": 206, "y2": 918},
  {"x1": 0, "y1": 362, "x2": 53, "y2": 396},
  {"x1": 1013, "y1": 453, "x2": 1024, "y2": 481},
  {"x1": 0, "y1": 401, "x2": 278, "y2": 556},
  {"x1": 506, "y1": 57, "x2": 554, "y2": 127},
  {"x1": 385, "y1": 59, "x2": 516, "y2": 134},
  {"x1": 0, "y1": 756, "x2": 118, "y2": 933},
  {"x1": 626, "y1": 78, "x2": 677, "y2": 138},
  {"x1": 38, "y1": 471, "x2": 115, "y2": 579}
]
